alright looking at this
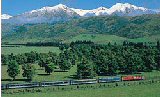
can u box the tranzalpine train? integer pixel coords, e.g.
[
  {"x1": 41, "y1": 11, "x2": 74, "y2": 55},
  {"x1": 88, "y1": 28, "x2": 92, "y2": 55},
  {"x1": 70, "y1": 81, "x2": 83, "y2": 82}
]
[{"x1": 1, "y1": 75, "x2": 144, "y2": 89}]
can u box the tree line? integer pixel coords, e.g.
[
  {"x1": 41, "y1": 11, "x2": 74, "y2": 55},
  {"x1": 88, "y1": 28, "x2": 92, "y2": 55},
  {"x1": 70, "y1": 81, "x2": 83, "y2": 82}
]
[
  {"x1": 2, "y1": 41, "x2": 67, "y2": 47},
  {"x1": 26, "y1": 42, "x2": 66, "y2": 47}
]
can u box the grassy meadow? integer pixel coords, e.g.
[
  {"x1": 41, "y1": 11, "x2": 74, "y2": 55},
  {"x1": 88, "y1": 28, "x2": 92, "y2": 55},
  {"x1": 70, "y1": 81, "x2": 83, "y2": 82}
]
[
  {"x1": 2, "y1": 62, "x2": 160, "y2": 84},
  {"x1": 65, "y1": 34, "x2": 160, "y2": 44},
  {"x1": 1, "y1": 46, "x2": 60, "y2": 55},
  {"x1": 1, "y1": 64, "x2": 77, "y2": 84},
  {"x1": 129, "y1": 35, "x2": 160, "y2": 43},
  {"x1": 65, "y1": 34, "x2": 127, "y2": 44}
]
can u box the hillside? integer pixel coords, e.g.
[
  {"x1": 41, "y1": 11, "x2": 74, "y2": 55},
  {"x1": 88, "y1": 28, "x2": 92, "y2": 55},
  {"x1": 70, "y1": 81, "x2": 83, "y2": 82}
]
[{"x1": 2, "y1": 14, "x2": 160, "y2": 43}]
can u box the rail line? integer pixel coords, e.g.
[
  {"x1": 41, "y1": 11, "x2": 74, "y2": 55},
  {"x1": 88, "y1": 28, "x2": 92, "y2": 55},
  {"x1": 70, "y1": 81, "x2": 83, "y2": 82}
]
[{"x1": 2, "y1": 75, "x2": 146, "y2": 89}]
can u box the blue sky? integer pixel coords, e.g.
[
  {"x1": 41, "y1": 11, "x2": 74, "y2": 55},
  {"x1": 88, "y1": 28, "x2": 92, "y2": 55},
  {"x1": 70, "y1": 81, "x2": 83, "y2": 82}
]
[{"x1": 2, "y1": 0, "x2": 160, "y2": 15}]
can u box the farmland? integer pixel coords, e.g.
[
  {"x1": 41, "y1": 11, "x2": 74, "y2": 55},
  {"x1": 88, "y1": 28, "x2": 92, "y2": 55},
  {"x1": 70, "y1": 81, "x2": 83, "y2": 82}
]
[
  {"x1": 1, "y1": 64, "x2": 77, "y2": 84},
  {"x1": 65, "y1": 34, "x2": 160, "y2": 44},
  {"x1": 64, "y1": 34, "x2": 127, "y2": 44},
  {"x1": 2, "y1": 34, "x2": 160, "y2": 46},
  {"x1": 2, "y1": 82, "x2": 160, "y2": 97},
  {"x1": 2, "y1": 41, "x2": 160, "y2": 83},
  {"x1": 1, "y1": 46, "x2": 60, "y2": 55},
  {"x1": 2, "y1": 62, "x2": 160, "y2": 84},
  {"x1": 1, "y1": 40, "x2": 160, "y2": 97}
]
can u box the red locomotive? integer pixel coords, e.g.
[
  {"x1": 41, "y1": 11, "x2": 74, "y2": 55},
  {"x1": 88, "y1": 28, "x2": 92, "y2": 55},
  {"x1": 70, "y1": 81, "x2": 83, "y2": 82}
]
[{"x1": 122, "y1": 75, "x2": 144, "y2": 81}]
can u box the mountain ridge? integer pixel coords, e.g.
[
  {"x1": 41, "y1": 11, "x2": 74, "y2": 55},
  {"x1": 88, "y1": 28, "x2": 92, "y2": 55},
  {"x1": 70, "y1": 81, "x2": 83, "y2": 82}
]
[{"x1": 2, "y1": 3, "x2": 159, "y2": 24}]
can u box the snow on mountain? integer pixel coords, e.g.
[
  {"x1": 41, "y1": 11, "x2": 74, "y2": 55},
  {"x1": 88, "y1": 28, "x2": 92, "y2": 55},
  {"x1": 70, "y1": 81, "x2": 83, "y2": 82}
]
[
  {"x1": 93, "y1": 7, "x2": 109, "y2": 16},
  {"x1": 70, "y1": 8, "x2": 90, "y2": 16},
  {"x1": 27, "y1": 4, "x2": 75, "y2": 15},
  {"x1": 72, "y1": 3, "x2": 157, "y2": 17},
  {"x1": 107, "y1": 3, "x2": 156, "y2": 16},
  {"x1": 3, "y1": 3, "x2": 159, "y2": 24},
  {"x1": 1, "y1": 14, "x2": 12, "y2": 19},
  {"x1": 6, "y1": 4, "x2": 80, "y2": 24},
  {"x1": 71, "y1": 7, "x2": 109, "y2": 16}
]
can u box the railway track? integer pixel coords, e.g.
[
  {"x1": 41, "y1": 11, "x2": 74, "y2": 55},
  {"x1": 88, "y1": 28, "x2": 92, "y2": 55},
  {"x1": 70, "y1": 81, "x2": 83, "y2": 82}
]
[{"x1": 1, "y1": 75, "x2": 146, "y2": 89}]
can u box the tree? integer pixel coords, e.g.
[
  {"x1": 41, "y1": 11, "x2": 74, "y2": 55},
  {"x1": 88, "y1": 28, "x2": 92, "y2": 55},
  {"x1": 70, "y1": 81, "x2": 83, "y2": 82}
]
[
  {"x1": 107, "y1": 58, "x2": 118, "y2": 75},
  {"x1": 94, "y1": 54, "x2": 109, "y2": 75},
  {"x1": 77, "y1": 58, "x2": 95, "y2": 79},
  {"x1": 144, "y1": 55, "x2": 156, "y2": 71},
  {"x1": 58, "y1": 52, "x2": 72, "y2": 71},
  {"x1": 58, "y1": 59, "x2": 71, "y2": 71},
  {"x1": 108, "y1": 42, "x2": 111, "y2": 46},
  {"x1": 59, "y1": 45, "x2": 65, "y2": 51},
  {"x1": 8, "y1": 53, "x2": 15, "y2": 61},
  {"x1": 22, "y1": 64, "x2": 36, "y2": 81},
  {"x1": 38, "y1": 59, "x2": 46, "y2": 68},
  {"x1": 16, "y1": 54, "x2": 27, "y2": 65},
  {"x1": 143, "y1": 49, "x2": 156, "y2": 71},
  {"x1": 45, "y1": 63, "x2": 55, "y2": 74},
  {"x1": 1, "y1": 54, "x2": 8, "y2": 65},
  {"x1": 7, "y1": 60, "x2": 20, "y2": 80},
  {"x1": 48, "y1": 52, "x2": 58, "y2": 63},
  {"x1": 25, "y1": 51, "x2": 38, "y2": 63},
  {"x1": 129, "y1": 55, "x2": 138, "y2": 73}
]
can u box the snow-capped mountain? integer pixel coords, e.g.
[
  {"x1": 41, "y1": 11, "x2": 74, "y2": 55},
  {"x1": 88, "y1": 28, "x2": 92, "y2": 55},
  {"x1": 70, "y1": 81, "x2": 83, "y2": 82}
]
[
  {"x1": 4, "y1": 4, "x2": 79, "y2": 24},
  {"x1": 71, "y1": 7, "x2": 109, "y2": 16},
  {"x1": 72, "y1": 3, "x2": 156, "y2": 16},
  {"x1": 107, "y1": 3, "x2": 156, "y2": 16},
  {"x1": 2, "y1": 3, "x2": 159, "y2": 24},
  {"x1": 1, "y1": 14, "x2": 12, "y2": 19}
]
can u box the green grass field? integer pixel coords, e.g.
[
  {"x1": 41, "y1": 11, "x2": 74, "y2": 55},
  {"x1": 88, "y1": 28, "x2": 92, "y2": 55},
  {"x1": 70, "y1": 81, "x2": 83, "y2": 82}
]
[
  {"x1": 1, "y1": 46, "x2": 60, "y2": 55},
  {"x1": 65, "y1": 34, "x2": 160, "y2": 44},
  {"x1": 129, "y1": 35, "x2": 160, "y2": 43},
  {"x1": 65, "y1": 34, "x2": 127, "y2": 44},
  {"x1": 2, "y1": 63, "x2": 160, "y2": 84},
  {"x1": 1, "y1": 64, "x2": 77, "y2": 84},
  {"x1": 2, "y1": 83, "x2": 160, "y2": 97}
]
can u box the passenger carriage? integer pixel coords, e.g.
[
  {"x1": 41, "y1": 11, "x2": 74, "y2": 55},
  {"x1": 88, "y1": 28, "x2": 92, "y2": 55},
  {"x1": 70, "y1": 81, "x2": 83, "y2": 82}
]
[
  {"x1": 98, "y1": 76, "x2": 121, "y2": 83},
  {"x1": 6, "y1": 82, "x2": 39, "y2": 89},
  {"x1": 71, "y1": 79, "x2": 97, "y2": 85},
  {"x1": 41, "y1": 81, "x2": 70, "y2": 86}
]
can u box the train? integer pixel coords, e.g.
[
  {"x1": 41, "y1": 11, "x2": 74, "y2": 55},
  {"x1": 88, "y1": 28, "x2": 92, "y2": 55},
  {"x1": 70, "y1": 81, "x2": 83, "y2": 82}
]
[{"x1": 1, "y1": 75, "x2": 144, "y2": 89}]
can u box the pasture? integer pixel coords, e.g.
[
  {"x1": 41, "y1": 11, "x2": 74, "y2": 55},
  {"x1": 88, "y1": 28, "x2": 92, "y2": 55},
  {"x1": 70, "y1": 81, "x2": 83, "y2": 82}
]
[
  {"x1": 1, "y1": 46, "x2": 60, "y2": 55},
  {"x1": 65, "y1": 34, "x2": 127, "y2": 44},
  {"x1": 129, "y1": 35, "x2": 160, "y2": 43},
  {"x1": 1, "y1": 64, "x2": 77, "y2": 84},
  {"x1": 2, "y1": 82, "x2": 160, "y2": 97},
  {"x1": 2, "y1": 62, "x2": 160, "y2": 84},
  {"x1": 65, "y1": 34, "x2": 160, "y2": 44}
]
